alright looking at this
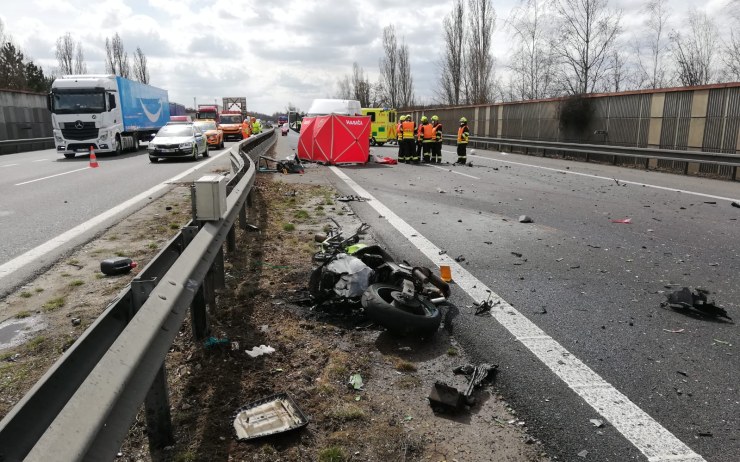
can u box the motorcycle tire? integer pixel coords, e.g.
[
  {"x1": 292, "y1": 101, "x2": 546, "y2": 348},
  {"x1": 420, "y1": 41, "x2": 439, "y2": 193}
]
[{"x1": 361, "y1": 283, "x2": 442, "y2": 336}]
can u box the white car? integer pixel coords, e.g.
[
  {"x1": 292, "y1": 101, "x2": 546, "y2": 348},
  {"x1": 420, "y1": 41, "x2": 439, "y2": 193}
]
[{"x1": 148, "y1": 123, "x2": 209, "y2": 162}]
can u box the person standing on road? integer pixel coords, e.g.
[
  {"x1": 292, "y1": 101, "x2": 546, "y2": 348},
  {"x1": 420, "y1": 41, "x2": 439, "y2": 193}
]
[
  {"x1": 396, "y1": 115, "x2": 405, "y2": 161},
  {"x1": 401, "y1": 114, "x2": 416, "y2": 164},
  {"x1": 456, "y1": 117, "x2": 469, "y2": 165},
  {"x1": 418, "y1": 116, "x2": 435, "y2": 163},
  {"x1": 431, "y1": 115, "x2": 443, "y2": 164}
]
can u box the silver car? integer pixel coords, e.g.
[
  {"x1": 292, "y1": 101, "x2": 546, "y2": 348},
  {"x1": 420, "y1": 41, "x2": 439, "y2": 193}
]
[{"x1": 148, "y1": 123, "x2": 209, "y2": 162}]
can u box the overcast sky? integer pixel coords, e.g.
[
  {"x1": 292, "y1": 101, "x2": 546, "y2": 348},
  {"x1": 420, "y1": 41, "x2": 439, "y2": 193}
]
[{"x1": 0, "y1": 0, "x2": 733, "y2": 115}]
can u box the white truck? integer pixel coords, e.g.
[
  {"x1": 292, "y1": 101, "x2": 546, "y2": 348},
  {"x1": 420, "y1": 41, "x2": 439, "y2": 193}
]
[{"x1": 48, "y1": 74, "x2": 170, "y2": 158}]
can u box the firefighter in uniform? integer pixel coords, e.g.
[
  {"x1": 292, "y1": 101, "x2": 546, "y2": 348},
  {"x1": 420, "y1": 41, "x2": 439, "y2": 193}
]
[
  {"x1": 396, "y1": 115, "x2": 405, "y2": 162},
  {"x1": 401, "y1": 115, "x2": 416, "y2": 163},
  {"x1": 241, "y1": 117, "x2": 251, "y2": 139},
  {"x1": 417, "y1": 116, "x2": 434, "y2": 163},
  {"x1": 456, "y1": 117, "x2": 469, "y2": 165},
  {"x1": 431, "y1": 115, "x2": 442, "y2": 164}
]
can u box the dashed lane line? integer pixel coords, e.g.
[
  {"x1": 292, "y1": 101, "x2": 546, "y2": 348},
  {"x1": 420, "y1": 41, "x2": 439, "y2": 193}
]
[
  {"x1": 330, "y1": 166, "x2": 706, "y2": 462},
  {"x1": 15, "y1": 167, "x2": 91, "y2": 185},
  {"x1": 430, "y1": 164, "x2": 480, "y2": 179}
]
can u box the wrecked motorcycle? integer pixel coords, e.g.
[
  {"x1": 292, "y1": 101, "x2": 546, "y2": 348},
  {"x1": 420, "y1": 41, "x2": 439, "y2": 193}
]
[{"x1": 309, "y1": 221, "x2": 450, "y2": 336}]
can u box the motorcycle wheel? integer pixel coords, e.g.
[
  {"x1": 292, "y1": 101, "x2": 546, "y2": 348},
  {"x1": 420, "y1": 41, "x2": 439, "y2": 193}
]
[{"x1": 361, "y1": 283, "x2": 442, "y2": 336}]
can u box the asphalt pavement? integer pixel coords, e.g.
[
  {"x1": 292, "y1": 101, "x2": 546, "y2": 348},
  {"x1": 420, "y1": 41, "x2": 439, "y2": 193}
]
[
  {"x1": 0, "y1": 143, "x2": 234, "y2": 296},
  {"x1": 277, "y1": 131, "x2": 739, "y2": 462}
]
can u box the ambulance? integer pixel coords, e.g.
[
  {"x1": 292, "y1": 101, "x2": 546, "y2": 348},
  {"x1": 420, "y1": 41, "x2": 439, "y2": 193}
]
[{"x1": 361, "y1": 108, "x2": 397, "y2": 146}]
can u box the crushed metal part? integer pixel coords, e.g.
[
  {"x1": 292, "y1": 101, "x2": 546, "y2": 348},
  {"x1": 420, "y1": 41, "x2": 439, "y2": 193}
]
[
  {"x1": 663, "y1": 287, "x2": 732, "y2": 321},
  {"x1": 232, "y1": 393, "x2": 309, "y2": 441}
]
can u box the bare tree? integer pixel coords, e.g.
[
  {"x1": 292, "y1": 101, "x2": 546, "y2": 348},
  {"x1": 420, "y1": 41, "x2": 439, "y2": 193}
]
[
  {"x1": 465, "y1": 0, "x2": 496, "y2": 104},
  {"x1": 722, "y1": 0, "x2": 740, "y2": 80},
  {"x1": 336, "y1": 75, "x2": 352, "y2": 99},
  {"x1": 636, "y1": 0, "x2": 670, "y2": 89},
  {"x1": 507, "y1": 0, "x2": 556, "y2": 100},
  {"x1": 55, "y1": 33, "x2": 75, "y2": 75},
  {"x1": 0, "y1": 18, "x2": 6, "y2": 47},
  {"x1": 552, "y1": 0, "x2": 622, "y2": 94},
  {"x1": 74, "y1": 44, "x2": 87, "y2": 74},
  {"x1": 351, "y1": 62, "x2": 371, "y2": 106},
  {"x1": 105, "y1": 33, "x2": 130, "y2": 78},
  {"x1": 436, "y1": 0, "x2": 466, "y2": 105},
  {"x1": 379, "y1": 25, "x2": 399, "y2": 108},
  {"x1": 670, "y1": 8, "x2": 718, "y2": 86},
  {"x1": 132, "y1": 46, "x2": 149, "y2": 83},
  {"x1": 397, "y1": 41, "x2": 414, "y2": 107},
  {"x1": 608, "y1": 48, "x2": 627, "y2": 92}
]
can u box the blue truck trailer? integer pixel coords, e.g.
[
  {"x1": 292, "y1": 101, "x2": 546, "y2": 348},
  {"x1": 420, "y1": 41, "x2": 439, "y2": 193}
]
[{"x1": 48, "y1": 75, "x2": 170, "y2": 158}]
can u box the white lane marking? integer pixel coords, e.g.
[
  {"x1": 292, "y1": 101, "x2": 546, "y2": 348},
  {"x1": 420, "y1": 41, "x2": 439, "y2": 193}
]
[
  {"x1": 0, "y1": 150, "x2": 231, "y2": 283},
  {"x1": 1, "y1": 164, "x2": 19, "y2": 168},
  {"x1": 32, "y1": 159, "x2": 49, "y2": 163},
  {"x1": 330, "y1": 166, "x2": 706, "y2": 462},
  {"x1": 15, "y1": 167, "x2": 91, "y2": 185},
  {"x1": 431, "y1": 165, "x2": 480, "y2": 179}
]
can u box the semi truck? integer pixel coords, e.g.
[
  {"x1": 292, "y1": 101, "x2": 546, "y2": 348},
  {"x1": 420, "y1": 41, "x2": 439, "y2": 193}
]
[
  {"x1": 48, "y1": 74, "x2": 170, "y2": 158},
  {"x1": 196, "y1": 104, "x2": 219, "y2": 121}
]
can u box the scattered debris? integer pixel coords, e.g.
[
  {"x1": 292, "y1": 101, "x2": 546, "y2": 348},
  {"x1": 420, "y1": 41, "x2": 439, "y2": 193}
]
[
  {"x1": 518, "y1": 215, "x2": 533, "y2": 223},
  {"x1": 697, "y1": 431, "x2": 713, "y2": 438},
  {"x1": 428, "y1": 363, "x2": 498, "y2": 413},
  {"x1": 662, "y1": 328, "x2": 685, "y2": 334},
  {"x1": 71, "y1": 318, "x2": 81, "y2": 326},
  {"x1": 454, "y1": 255, "x2": 466, "y2": 263},
  {"x1": 589, "y1": 419, "x2": 604, "y2": 428},
  {"x1": 232, "y1": 393, "x2": 309, "y2": 441},
  {"x1": 610, "y1": 218, "x2": 632, "y2": 224},
  {"x1": 245, "y1": 223, "x2": 260, "y2": 232},
  {"x1": 204, "y1": 337, "x2": 230, "y2": 349},
  {"x1": 732, "y1": 202, "x2": 740, "y2": 208},
  {"x1": 511, "y1": 252, "x2": 523, "y2": 258},
  {"x1": 245, "y1": 345, "x2": 276, "y2": 358},
  {"x1": 100, "y1": 257, "x2": 137, "y2": 276},
  {"x1": 713, "y1": 339, "x2": 731, "y2": 346},
  {"x1": 348, "y1": 373, "x2": 364, "y2": 390},
  {"x1": 437, "y1": 188, "x2": 447, "y2": 193},
  {"x1": 336, "y1": 195, "x2": 369, "y2": 202},
  {"x1": 578, "y1": 449, "x2": 589, "y2": 458},
  {"x1": 703, "y1": 201, "x2": 716, "y2": 205},
  {"x1": 662, "y1": 287, "x2": 732, "y2": 321},
  {"x1": 258, "y1": 155, "x2": 304, "y2": 174},
  {"x1": 374, "y1": 156, "x2": 397, "y2": 165},
  {"x1": 473, "y1": 291, "x2": 494, "y2": 316}
]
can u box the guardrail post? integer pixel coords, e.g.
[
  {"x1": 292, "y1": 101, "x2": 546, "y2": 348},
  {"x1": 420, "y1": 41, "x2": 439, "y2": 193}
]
[
  {"x1": 227, "y1": 225, "x2": 237, "y2": 253},
  {"x1": 131, "y1": 279, "x2": 175, "y2": 459},
  {"x1": 191, "y1": 283, "x2": 209, "y2": 339},
  {"x1": 239, "y1": 202, "x2": 247, "y2": 230},
  {"x1": 144, "y1": 364, "x2": 174, "y2": 459}
]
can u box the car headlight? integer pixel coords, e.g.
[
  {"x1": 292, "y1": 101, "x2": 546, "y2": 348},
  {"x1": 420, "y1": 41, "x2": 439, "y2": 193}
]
[
  {"x1": 99, "y1": 132, "x2": 108, "y2": 141},
  {"x1": 179, "y1": 141, "x2": 193, "y2": 149}
]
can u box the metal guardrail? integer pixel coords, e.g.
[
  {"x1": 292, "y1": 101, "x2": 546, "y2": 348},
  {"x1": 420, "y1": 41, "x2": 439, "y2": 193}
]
[
  {"x1": 442, "y1": 135, "x2": 740, "y2": 170},
  {"x1": 0, "y1": 137, "x2": 54, "y2": 154},
  {"x1": 0, "y1": 130, "x2": 276, "y2": 461}
]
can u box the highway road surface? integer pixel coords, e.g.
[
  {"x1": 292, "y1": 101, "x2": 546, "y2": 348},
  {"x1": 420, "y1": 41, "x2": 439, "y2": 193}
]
[
  {"x1": 276, "y1": 131, "x2": 739, "y2": 462},
  {"x1": 2, "y1": 130, "x2": 739, "y2": 461}
]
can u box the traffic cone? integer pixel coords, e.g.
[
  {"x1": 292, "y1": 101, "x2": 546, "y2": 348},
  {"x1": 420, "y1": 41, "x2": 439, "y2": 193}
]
[{"x1": 89, "y1": 146, "x2": 99, "y2": 168}]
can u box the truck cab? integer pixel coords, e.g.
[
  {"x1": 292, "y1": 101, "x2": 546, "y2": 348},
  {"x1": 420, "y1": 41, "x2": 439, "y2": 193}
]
[{"x1": 48, "y1": 74, "x2": 169, "y2": 158}]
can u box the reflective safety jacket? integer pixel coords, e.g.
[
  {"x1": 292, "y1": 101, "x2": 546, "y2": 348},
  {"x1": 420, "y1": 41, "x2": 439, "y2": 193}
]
[
  {"x1": 418, "y1": 123, "x2": 435, "y2": 142},
  {"x1": 432, "y1": 122, "x2": 443, "y2": 141},
  {"x1": 397, "y1": 122, "x2": 403, "y2": 141},
  {"x1": 402, "y1": 120, "x2": 416, "y2": 139},
  {"x1": 457, "y1": 125, "x2": 469, "y2": 144}
]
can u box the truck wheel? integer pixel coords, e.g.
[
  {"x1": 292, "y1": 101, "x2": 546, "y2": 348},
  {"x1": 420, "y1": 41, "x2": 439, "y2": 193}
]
[
  {"x1": 370, "y1": 137, "x2": 376, "y2": 146},
  {"x1": 377, "y1": 142, "x2": 385, "y2": 147},
  {"x1": 132, "y1": 137, "x2": 139, "y2": 152},
  {"x1": 115, "y1": 136, "x2": 122, "y2": 156},
  {"x1": 64, "y1": 153, "x2": 75, "y2": 159},
  {"x1": 361, "y1": 283, "x2": 442, "y2": 336}
]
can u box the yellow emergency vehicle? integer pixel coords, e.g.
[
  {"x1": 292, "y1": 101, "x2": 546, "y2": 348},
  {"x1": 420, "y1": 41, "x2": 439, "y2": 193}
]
[{"x1": 361, "y1": 108, "x2": 397, "y2": 146}]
